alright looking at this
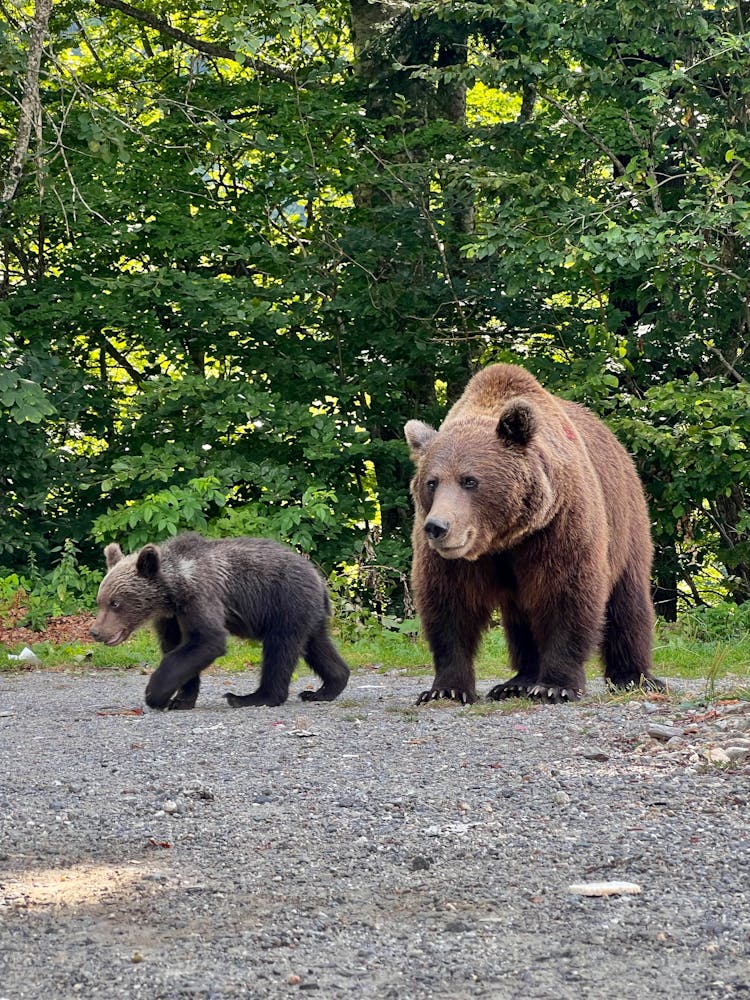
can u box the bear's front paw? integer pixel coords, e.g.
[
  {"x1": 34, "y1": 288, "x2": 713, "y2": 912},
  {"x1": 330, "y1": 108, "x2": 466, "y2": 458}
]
[
  {"x1": 416, "y1": 687, "x2": 475, "y2": 706},
  {"x1": 487, "y1": 681, "x2": 582, "y2": 703},
  {"x1": 166, "y1": 694, "x2": 197, "y2": 711},
  {"x1": 145, "y1": 688, "x2": 171, "y2": 710}
]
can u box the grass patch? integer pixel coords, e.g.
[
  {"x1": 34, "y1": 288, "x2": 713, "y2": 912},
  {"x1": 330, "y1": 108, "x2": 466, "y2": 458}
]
[{"x1": 2, "y1": 618, "x2": 748, "y2": 690}]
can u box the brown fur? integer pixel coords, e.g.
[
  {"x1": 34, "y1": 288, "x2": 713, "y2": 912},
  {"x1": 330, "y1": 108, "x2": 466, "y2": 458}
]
[
  {"x1": 90, "y1": 532, "x2": 349, "y2": 710},
  {"x1": 405, "y1": 364, "x2": 663, "y2": 704}
]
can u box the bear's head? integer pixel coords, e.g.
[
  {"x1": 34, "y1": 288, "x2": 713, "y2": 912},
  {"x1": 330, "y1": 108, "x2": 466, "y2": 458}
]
[
  {"x1": 405, "y1": 398, "x2": 557, "y2": 560},
  {"x1": 89, "y1": 542, "x2": 166, "y2": 645}
]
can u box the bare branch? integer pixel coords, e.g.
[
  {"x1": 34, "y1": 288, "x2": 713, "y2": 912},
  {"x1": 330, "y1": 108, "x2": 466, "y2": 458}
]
[
  {"x1": 542, "y1": 93, "x2": 628, "y2": 176},
  {"x1": 705, "y1": 342, "x2": 747, "y2": 384},
  {"x1": 94, "y1": 0, "x2": 298, "y2": 84},
  {"x1": 0, "y1": 0, "x2": 53, "y2": 219}
]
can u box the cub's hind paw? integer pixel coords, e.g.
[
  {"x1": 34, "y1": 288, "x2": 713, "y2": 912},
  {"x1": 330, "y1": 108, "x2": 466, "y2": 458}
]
[
  {"x1": 299, "y1": 686, "x2": 342, "y2": 702},
  {"x1": 416, "y1": 687, "x2": 474, "y2": 706},
  {"x1": 487, "y1": 681, "x2": 582, "y2": 704},
  {"x1": 224, "y1": 691, "x2": 286, "y2": 708}
]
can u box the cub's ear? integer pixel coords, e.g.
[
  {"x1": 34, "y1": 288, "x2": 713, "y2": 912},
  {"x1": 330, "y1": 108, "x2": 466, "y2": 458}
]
[
  {"x1": 497, "y1": 398, "x2": 537, "y2": 446},
  {"x1": 404, "y1": 420, "x2": 437, "y2": 462},
  {"x1": 136, "y1": 544, "x2": 161, "y2": 579},
  {"x1": 104, "y1": 543, "x2": 124, "y2": 570}
]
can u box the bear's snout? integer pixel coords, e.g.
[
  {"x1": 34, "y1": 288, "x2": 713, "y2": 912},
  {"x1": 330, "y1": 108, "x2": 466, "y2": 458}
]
[
  {"x1": 89, "y1": 620, "x2": 130, "y2": 646},
  {"x1": 424, "y1": 516, "x2": 450, "y2": 541}
]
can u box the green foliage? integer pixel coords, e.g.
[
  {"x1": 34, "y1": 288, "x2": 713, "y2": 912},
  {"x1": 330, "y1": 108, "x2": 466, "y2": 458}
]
[
  {"x1": 612, "y1": 378, "x2": 750, "y2": 606},
  {"x1": 1, "y1": 0, "x2": 748, "y2": 617},
  {"x1": 662, "y1": 601, "x2": 750, "y2": 645},
  {"x1": 0, "y1": 540, "x2": 102, "y2": 631},
  {"x1": 0, "y1": 369, "x2": 55, "y2": 424},
  {"x1": 93, "y1": 477, "x2": 229, "y2": 548}
]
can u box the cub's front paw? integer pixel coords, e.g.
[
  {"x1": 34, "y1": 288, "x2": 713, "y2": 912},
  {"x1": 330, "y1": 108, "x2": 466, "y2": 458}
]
[
  {"x1": 167, "y1": 694, "x2": 197, "y2": 711},
  {"x1": 416, "y1": 687, "x2": 475, "y2": 706}
]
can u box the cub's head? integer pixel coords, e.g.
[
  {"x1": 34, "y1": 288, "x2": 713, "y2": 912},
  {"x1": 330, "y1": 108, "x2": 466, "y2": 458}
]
[
  {"x1": 404, "y1": 398, "x2": 556, "y2": 560},
  {"x1": 89, "y1": 542, "x2": 164, "y2": 645}
]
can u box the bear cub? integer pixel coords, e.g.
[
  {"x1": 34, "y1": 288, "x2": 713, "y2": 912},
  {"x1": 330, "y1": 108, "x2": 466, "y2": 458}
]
[
  {"x1": 405, "y1": 363, "x2": 664, "y2": 705},
  {"x1": 90, "y1": 532, "x2": 350, "y2": 710}
]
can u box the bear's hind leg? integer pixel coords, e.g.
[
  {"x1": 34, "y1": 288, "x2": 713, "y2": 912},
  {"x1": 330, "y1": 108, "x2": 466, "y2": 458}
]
[
  {"x1": 603, "y1": 572, "x2": 664, "y2": 692},
  {"x1": 224, "y1": 632, "x2": 302, "y2": 708},
  {"x1": 490, "y1": 596, "x2": 597, "y2": 704},
  {"x1": 299, "y1": 627, "x2": 350, "y2": 702},
  {"x1": 487, "y1": 616, "x2": 541, "y2": 701}
]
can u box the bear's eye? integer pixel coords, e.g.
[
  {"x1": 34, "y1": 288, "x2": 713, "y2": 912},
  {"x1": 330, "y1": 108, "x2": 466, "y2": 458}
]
[
  {"x1": 109, "y1": 599, "x2": 120, "y2": 610},
  {"x1": 460, "y1": 476, "x2": 479, "y2": 491},
  {"x1": 425, "y1": 478, "x2": 438, "y2": 493}
]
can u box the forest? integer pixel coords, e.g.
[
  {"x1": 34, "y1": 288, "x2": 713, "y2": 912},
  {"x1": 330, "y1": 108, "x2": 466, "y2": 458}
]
[{"x1": 1, "y1": 0, "x2": 749, "y2": 624}]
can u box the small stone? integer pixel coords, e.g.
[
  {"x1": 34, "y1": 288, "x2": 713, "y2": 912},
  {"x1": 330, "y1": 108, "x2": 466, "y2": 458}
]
[
  {"x1": 568, "y1": 881, "x2": 642, "y2": 897},
  {"x1": 724, "y1": 746, "x2": 750, "y2": 762},
  {"x1": 553, "y1": 791, "x2": 570, "y2": 806},
  {"x1": 703, "y1": 747, "x2": 731, "y2": 765},
  {"x1": 162, "y1": 800, "x2": 178, "y2": 814},
  {"x1": 410, "y1": 855, "x2": 431, "y2": 871},
  {"x1": 581, "y1": 748, "x2": 609, "y2": 762},
  {"x1": 287, "y1": 974, "x2": 301, "y2": 986},
  {"x1": 647, "y1": 724, "x2": 683, "y2": 742},
  {"x1": 131, "y1": 951, "x2": 143, "y2": 963}
]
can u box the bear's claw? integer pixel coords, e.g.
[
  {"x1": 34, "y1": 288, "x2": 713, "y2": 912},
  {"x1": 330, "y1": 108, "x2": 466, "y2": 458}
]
[
  {"x1": 416, "y1": 688, "x2": 474, "y2": 706},
  {"x1": 605, "y1": 675, "x2": 666, "y2": 694},
  {"x1": 487, "y1": 681, "x2": 582, "y2": 704}
]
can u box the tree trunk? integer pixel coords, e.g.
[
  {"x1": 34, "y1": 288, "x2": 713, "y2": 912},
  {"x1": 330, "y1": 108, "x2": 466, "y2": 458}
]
[
  {"x1": 0, "y1": 0, "x2": 53, "y2": 219},
  {"x1": 348, "y1": 1, "x2": 471, "y2": 561},
  {"x1": 714, "y1": 486, "x2": 750, "y2": 604}
]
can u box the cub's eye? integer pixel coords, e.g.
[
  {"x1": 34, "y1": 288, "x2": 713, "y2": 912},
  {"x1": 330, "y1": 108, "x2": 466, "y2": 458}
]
[
  {"x1": 460, "y1": 476, "x2": 479, "y2": 491},
  {"x1": 425, "y1": 478, "x2": 438, "y2": 493},
  {"x1": 109, "y1": 599, "x2": 120, "y2": 610}
]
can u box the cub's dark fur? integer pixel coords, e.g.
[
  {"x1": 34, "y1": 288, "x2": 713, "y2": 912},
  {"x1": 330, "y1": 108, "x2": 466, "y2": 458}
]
[{"x1": 90, "y1": 532, "x2": 350, "y2": 710}]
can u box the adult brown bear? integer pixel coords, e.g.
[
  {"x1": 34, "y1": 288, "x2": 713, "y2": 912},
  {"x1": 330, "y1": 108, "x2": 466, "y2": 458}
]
[
  {"x1": 90, "y1": 533, "x2": 350, "y2": 710},
  {"x1": 405, "y1": 364, "x2": 663, "y2": 705}
]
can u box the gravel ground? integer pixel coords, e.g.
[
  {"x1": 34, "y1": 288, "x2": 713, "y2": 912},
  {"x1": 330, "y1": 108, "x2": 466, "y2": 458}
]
[{"x1": 1, "y1": 667, "x2": 749, "y2": 1000}]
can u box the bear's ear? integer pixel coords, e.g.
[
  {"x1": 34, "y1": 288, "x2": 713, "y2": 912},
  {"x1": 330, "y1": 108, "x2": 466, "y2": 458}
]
[
  {"x1": 497, "y1": 398, "x2": 537, "y2": 446},
  {"x1": 104, "y1": 543, "x2": 124, "y2": 570},
  {"x1": 136, "y1": 544, "x2": 161, "y2": 580},
  {"x1": 404, "y1": 420, "x2": 437, "y2": 462}
]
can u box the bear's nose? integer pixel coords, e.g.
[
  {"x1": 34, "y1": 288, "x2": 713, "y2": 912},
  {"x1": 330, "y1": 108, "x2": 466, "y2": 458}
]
[
  {"x1": 89, "y1": 625, "x2": 99, "y2": 639},
  {"x1": 424, "y1": 517, "x2": 449, "y2": 541}
]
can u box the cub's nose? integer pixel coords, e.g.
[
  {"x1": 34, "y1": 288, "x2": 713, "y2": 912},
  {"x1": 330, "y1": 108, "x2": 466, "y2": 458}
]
[
  {"x1": 89, "y1": 625, "x2": 100, "y2": 640},
  {"x1": 424, "y1": 517, "x2": 449, "y2": 541}
]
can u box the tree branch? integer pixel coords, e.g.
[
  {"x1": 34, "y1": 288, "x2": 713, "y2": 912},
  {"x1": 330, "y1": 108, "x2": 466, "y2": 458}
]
[
  {"x1": 0, "y1": 0, "x2": 53, "y2": 220},
  {"x1": 94, "y1": 0, "x2": 298, "y2": 84},
  {"x1": 542, "y1": 93, "x2": 628, "y2": 176}
]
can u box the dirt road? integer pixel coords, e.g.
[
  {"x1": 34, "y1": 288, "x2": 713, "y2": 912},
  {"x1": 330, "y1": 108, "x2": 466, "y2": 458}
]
[{"x1": 1, "y1": 668, "x2": 748, "y2": 999}]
